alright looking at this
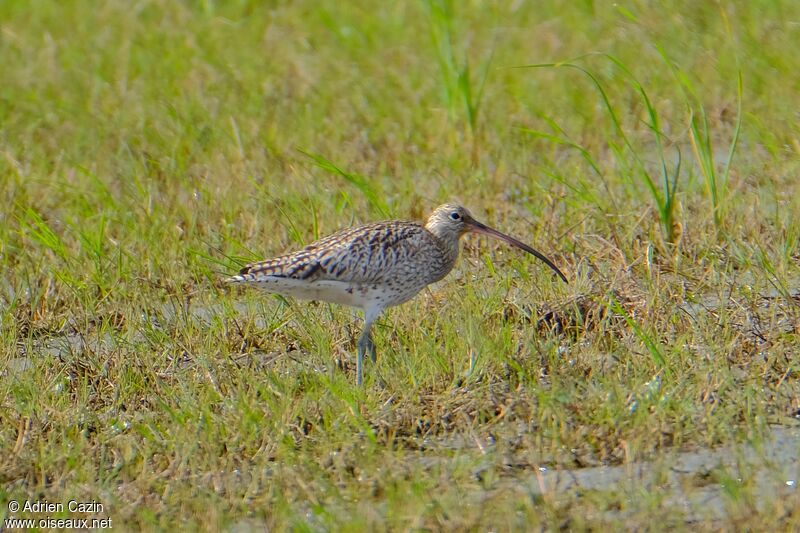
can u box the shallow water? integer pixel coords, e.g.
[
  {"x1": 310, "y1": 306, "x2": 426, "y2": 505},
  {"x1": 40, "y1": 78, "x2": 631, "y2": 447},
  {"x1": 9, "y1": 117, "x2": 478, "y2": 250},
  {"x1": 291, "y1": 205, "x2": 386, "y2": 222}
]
[
  {"x1": 408, "y1": 424, "x2": 800, "y2": 523},
  {"x1": 525, "y1": 425, "x2": 799, "y2": 520}
]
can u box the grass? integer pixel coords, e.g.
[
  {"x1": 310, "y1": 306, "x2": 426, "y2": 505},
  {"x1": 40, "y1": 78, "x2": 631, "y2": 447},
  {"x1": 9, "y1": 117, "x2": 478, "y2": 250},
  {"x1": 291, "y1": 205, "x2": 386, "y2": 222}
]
[{"x1": 1, "y1": 0, "x2": 800, "y2": 530}]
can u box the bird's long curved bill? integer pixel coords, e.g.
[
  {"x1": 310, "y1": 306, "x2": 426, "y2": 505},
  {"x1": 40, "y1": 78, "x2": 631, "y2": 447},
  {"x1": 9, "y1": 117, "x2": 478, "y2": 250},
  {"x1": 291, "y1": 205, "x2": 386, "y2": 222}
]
[{"x1": 469, "y1": 220, "x2": 568, "y2": 283}]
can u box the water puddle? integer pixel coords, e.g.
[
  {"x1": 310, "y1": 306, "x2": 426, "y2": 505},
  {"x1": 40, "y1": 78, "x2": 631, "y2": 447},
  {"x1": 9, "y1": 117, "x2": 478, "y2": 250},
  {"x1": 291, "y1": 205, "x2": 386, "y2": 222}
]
[
  {"x1": 409, "y1": 425, "x2": 800, "y2": 522},
  {"x1": 527, "y1": 426, "x2": 798, "y2": 518}
]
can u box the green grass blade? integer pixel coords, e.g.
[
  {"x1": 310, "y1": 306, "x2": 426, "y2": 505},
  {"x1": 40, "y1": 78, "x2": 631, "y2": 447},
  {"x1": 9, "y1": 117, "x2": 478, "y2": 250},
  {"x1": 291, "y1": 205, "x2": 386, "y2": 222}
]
[
  {"x1": 610, "y1": 297, "x2": 669, "y2": 372},
  {"x1": 298, "y1": 149, "x2": 389, "y2": 217}
]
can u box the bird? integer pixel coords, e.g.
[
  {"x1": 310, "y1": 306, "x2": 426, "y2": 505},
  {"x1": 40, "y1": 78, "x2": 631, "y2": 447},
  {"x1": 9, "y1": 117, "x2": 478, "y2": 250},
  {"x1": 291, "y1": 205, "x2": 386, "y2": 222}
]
[{"x1": 226, "y1": 203, "x2": 568, "y2": 385}]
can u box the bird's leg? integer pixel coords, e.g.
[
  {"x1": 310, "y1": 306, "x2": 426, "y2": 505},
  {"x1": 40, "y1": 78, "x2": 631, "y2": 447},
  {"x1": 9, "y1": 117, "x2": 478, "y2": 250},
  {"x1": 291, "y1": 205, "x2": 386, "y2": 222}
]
[
  {"x1": 356, "y1": 330, "x2": 367, "y2": 387},
  {"x1": 355, "y1": 307, "x2": 379, "y2": 386},
  {"x1": 365, "y1": 329, "x2": 376, "y2": 362}
]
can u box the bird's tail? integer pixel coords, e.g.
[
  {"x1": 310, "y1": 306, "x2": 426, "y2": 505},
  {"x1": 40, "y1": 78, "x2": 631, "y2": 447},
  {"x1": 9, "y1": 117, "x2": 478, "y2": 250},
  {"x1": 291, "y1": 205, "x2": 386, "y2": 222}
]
[{"x1": 224, "y1": 273, "x2": 251, "y2": 284}]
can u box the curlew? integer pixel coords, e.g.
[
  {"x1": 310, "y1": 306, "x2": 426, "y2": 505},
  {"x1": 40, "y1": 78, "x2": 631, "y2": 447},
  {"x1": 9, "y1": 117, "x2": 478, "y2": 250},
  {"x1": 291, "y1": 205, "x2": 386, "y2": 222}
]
[{"x1": 226, "y1": 203, "x2": 568, "y2": 385}]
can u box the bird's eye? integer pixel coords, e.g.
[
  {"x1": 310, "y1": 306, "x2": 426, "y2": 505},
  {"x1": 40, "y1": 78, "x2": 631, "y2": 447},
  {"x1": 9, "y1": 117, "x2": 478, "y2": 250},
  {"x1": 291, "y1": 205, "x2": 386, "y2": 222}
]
[{"x1": 449, "y1": 212, "x2": 461, "y2": 221}]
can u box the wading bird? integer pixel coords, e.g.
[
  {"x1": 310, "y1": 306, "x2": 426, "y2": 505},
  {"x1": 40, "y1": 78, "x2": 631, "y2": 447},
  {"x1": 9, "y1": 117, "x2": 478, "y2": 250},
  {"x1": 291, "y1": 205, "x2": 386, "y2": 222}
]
[{"x1": 227, "y1": 203, "x2": 567, "y2": 385}]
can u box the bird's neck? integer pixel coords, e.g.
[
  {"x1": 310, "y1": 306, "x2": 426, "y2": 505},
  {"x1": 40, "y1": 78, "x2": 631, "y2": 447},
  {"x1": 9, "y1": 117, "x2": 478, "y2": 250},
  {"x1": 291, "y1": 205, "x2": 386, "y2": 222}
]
[{"x1": 424, "y1": 225, "x2": 462, "y2": 280}]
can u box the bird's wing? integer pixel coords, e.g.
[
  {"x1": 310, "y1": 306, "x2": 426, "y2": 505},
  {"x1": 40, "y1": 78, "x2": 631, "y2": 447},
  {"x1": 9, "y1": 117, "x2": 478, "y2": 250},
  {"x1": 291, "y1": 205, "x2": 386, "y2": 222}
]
[
  {"x1": 236, "y1": 247, "x2": 323, "y2": 280},
  {"x1": 236, "y1": 221, "x2": 435, "y2": 284}
]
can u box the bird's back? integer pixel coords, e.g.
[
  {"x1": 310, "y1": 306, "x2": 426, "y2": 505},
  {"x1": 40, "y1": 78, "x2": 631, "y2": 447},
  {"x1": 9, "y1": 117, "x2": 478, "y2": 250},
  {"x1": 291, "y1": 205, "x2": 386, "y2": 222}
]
[{"x1": 232, "y1": 219, "x2": 454, "y2": 287}]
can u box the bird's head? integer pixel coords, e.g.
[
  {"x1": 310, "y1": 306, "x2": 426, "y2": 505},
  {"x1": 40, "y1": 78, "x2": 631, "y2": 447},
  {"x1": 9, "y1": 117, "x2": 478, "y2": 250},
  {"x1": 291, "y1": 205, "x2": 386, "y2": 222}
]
[
  {"x1": 424, "y1": 203, "x2": 569, "y2": 283},
  {"x1": 424, "y1": 203, "x2": 476, "y2": 239}
]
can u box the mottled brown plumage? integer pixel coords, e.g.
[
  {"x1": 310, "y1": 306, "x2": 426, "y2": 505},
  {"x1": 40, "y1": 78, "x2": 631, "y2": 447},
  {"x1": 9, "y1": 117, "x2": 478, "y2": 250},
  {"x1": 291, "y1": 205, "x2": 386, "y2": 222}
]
[{"x1": 227, "y1": 203, "x2": 567, "y2": 385}]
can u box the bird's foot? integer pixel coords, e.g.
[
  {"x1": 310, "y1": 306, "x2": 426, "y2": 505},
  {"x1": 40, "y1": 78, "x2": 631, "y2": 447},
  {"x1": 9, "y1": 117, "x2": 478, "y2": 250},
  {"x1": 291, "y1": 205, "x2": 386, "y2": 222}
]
[{"x1": 356, "y1": 332, "x2": 377, "y2": 385}]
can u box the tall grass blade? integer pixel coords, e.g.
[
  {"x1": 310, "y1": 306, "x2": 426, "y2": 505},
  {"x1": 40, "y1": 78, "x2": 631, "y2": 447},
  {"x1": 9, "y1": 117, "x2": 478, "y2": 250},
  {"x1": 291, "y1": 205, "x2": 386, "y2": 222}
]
[
  {"x1": 657, "y1": 44, "x2": 743, "y2": 233},
  {"x1": 298, "y1": 149, "x2": 389, "y2": 217},
  {"x1": 516, "y1": 56, "x2": 680, "y2": 242},
  {"x1": 423, "y1": 0, "x2": 492, "y2": 150},
  {"x1": 610, "y1": 297, "x2": 669, "y2": 372},
  {"x1": 19, "y1": 206, "x2": 69, "y2": 262}
]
